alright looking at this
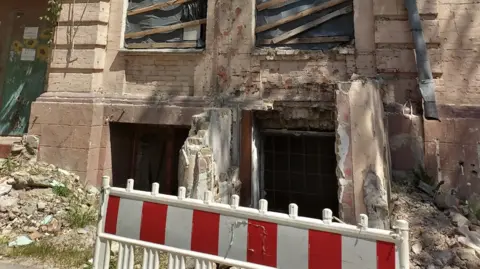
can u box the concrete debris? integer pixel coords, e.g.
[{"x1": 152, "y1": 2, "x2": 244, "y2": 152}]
[
  {"x1": 392, "y1": 179, "x2": 480, "y2": 269},
  {"x1": 110, "y1": 242, "x2": 119, "y2": 255},
  {"x1": 363, "y1": 170, "x2": 389, "y2": 229},
  {"x1": 0, "y1": 138, "x2": 99, "y2": 258},
  {"x1": 40, "y1": 215, "x2": 53, "y2": 225},
  {"x1": 8, "y1": 236, "x2": 33, "y2": 247},
  {"x1": 451, "y1": 212, "x2": 471, "y2": 227},
  {"x1": 179, "y1": 109, "x2": 239, "y2": 202},
  {"x1": 412, "y1": 243, "x2": 423, "y2": 254},
  {"x1": 0, "y1": 184, "x2": 12, "y2": 196}
]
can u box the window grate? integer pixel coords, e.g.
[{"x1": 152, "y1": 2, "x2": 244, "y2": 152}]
[{"x1": 262, "y1": 132, "x2": 338, "y2": 219}]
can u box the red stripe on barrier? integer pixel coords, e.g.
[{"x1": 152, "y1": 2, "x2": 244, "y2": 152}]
[
  {"x1": 191, "y1": 210, "x2": 220, "y2": 255},
  {"x1": 308, "y1": 230, "x2": 341, "y2": 269},
  {"x1": 247, "y1": 219, "x2": 277, "y2": 267},
  {"x1": 104, "y1": 196, "x2": 120, "y2": 234},
  {"x1": 377, "y1": 241, "x2": 396, "y2": 269},
  {"x1": 139, "y1": 202, "x2": 168, "y2": 244}
]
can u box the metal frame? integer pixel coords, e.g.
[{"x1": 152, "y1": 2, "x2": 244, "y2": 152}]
[
  {"x1": 260, "y1": 130, "x2": 338, "y2": 218},
  {"x1": 93, "y1": 176, "x2": 410, "y2": 269}
]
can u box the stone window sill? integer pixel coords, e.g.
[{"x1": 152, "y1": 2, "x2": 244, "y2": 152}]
[
  {"x1": 253, "y1": 46, "x2": 355, "y2": 60},
  {"x1": 118, "y1": 48, "x2": 205, "y2": 55}
]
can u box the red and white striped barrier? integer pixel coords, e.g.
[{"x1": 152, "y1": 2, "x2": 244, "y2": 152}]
[{"x1": 93, "y1": 177, "x2": 410, "y2": 269}]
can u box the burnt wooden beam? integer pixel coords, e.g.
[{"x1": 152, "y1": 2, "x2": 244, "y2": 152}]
[
  {"x1": 257, "y1": 0, "x2": 295, "y2": 11},
  {"x1": 259, "y1": 35, "x2": 350, "y2": 45},
  {"x1": 272, "y1": 5, "x2": 352, "y2": 44},
  {"x1": 239, "y1": 110, "x2": 253, "y2": 207},
  {"x1": 256, "y1": 0, "x2": 348, "y2": 33},
  {"x1": 127, "y1": 0, "x2": 194, "y2": 16},
  {"x1": 125, "y1": 19, "x2": 206, "y2": 39},
  {"x1": 126, "y1": 41, "x2": 197, "y2": 49}
]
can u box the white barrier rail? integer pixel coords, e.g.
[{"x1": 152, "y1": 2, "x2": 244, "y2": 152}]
[{"x1": 93, "y1": 177, "x2": 410, "y2": 269}]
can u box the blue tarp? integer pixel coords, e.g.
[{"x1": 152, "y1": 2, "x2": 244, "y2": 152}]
[
  {"x1": 125, "y1": 0, "x2": 207, "y2": 47},
  {"x1": 256, "y1": 0, "x2": 354, "y2": 50}
]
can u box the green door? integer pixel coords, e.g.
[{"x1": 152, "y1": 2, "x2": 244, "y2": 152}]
[{"x1": 0, "y1": 10, "x2": 50, "y2": 136}]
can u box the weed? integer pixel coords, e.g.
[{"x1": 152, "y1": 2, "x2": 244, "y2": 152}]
[
  {"x1": 52, "y1": 185, "x2": 71, "y2": 197},
  {"x1": 6, "y1": 242, "x2": 91, "y2": 268},
  {"x1": 0, "y1": 157, "x2": 20, "y2": 176},
  {"x1": 65, "y1": 200, "x2": 97, "y2": 229},
  {"x1": 0, "y1": 236, "x2": 9, "y2": 245},
  {"x1": 107, "y1": 246, "x2": 169, "y2": 269}
]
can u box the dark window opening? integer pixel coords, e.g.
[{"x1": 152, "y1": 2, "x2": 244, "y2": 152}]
[
  {"x1": 110, "y1": 123, "x2": 189, "y2": 195},
  {"x1": 261, "y1": 130, "x2": 338, "y2": 219}
]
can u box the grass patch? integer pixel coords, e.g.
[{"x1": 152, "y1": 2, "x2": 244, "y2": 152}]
[
  {"x1": 0, "y1": 236, "x2": 9, "y2": 247},
  {"x1": 107, "y1": 246, "x2": 169, "y2": 269},
  {"x1": 6, "y1": 242, "x2": 92, "y2": 268},
  {"x1": 52, "y1": 185, "x2": 72, "y2": 197},
  {"x1": 0, "y1": 157, "x2": 20, "y2": 176},
  {"x1": 65, "y1": 201, "x2": 97, "y2": 229}
]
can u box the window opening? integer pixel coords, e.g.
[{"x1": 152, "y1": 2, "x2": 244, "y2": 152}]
[
  {"x1": 110, "y1": 122, "x2": 189, "y2": 195},
  {"x1": 262, "y1": 129, "x2": 338, "y2": 219}
]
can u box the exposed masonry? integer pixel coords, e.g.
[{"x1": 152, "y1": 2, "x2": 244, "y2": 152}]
[
  {"x1": 179, "y1": 109, "x2": 240, "y2": 203},
  {"x1": 176, "y1": 80, "x2": 390, "y2": 227}
]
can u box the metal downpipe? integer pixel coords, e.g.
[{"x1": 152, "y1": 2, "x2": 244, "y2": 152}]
[{"x1": 404, "y1": 0, "x2": 440, "y2": 121}]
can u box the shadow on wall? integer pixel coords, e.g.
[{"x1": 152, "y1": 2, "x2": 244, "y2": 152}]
[{"x1": 425, "y1": 1, "x2": 480, "y2": 203}]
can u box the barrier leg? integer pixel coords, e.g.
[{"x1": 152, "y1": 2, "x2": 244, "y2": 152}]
[
  {"x1": 93, "y1": 177, "x2": 111, "y2": 269},
  {"x1": 395, "y1": 220, "x2": 410, "y2": 269}
]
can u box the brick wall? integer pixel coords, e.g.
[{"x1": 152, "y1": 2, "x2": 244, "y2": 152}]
[
  {"x1": 123, "y1": 55, "x2": 198, "y2": 96},
  {"x1": 100, "y1": 0, "x2": 351, "y2": 100}
]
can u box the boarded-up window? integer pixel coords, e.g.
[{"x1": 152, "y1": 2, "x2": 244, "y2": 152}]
[
  {"x1": 124, "y1": 0, "x2": 208, "y2": 49},
  {"x1": 255, "y1": 0, "x2": 354, "y2": 50}
]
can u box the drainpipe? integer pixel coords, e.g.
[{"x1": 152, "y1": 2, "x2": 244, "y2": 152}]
[{"x1": 405, "y1": 0, "x2": 440, "y2": 121}]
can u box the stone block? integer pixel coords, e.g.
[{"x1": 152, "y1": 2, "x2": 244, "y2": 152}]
[
  {"x1": 373, "y1": 0, "x2": 437, "y2": 16},
  {"x1": 354, "y1": 0, "x2": 375, "y2": 52},
  {"x1": 454, "y1": 119, "x2": 480, "y2": 145},
  {"x1": 39, "y1": 146, "x2": 89, "y2": 172},
  {"x1": 388, "y1": 114, "x2": 424, "y2": 171},
  {"x1": 376, "y1": 48, "x2": 443, "y2": 74},
  {"x1": 47, "y1": 72, "x2": 103, "y2": 92},
  {"x1": 424, "y1": 119, "x2": 456, "y2": 143},
  {"x1": 39, "y1": 125, "x2": 75, "y2": 148},
  {"x1": 375, "y1": 20, "x2": 440, "y2": 44},
  {"x1": 50, "y1": 48, "x2": 106, "y2": 69},
  {"x1": 55, "y1": 25, "x2": 108, "y2": 46},
  {"x1": 59, "y1": 1, "x2": 110, "y2": 23}
]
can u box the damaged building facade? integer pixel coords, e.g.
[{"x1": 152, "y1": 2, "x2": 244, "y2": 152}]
[{"x1": 3, "y1": 0, "x2": 476, "y2": 225}]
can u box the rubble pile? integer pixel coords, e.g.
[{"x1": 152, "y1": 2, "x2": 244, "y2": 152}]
[
  {"x1": 0, "y1": 136, "x2": 99, "y2": 252},
  {"x1": 391, "y1": 178, "x2": 480, "y2": 269}
]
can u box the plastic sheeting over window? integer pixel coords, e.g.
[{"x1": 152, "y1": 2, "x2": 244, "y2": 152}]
[
  {"x1": 256, "y1": 0, "x2": 354, "y2": 50},
  {"x1": 125, "y1": 0, "x2": 207, "y2": 49}
]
